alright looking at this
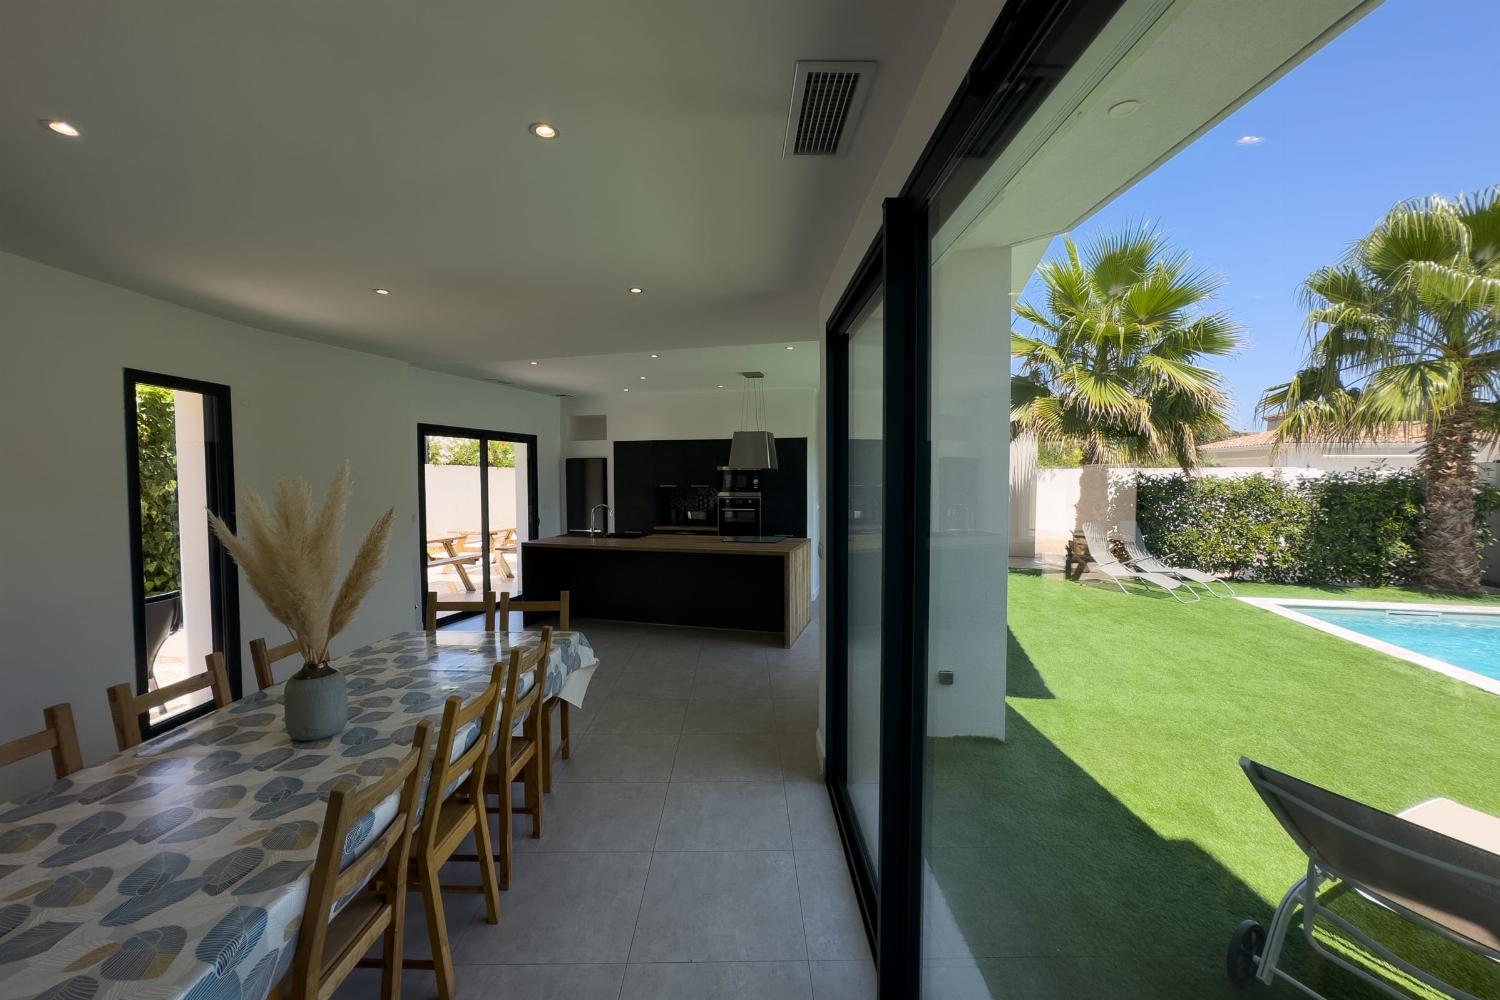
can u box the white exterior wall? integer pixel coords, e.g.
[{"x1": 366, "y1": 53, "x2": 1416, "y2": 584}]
[{"x1": 0, "y1": 250, "x2": 563, "y2": 793}]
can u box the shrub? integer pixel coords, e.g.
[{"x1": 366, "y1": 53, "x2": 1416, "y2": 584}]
[
  {"x1": 136, "y1": 386, "x2": 181, "y2": 596},
  {"x1": 1134, "y1": 469, "x2": 1499, "y2": 587}
]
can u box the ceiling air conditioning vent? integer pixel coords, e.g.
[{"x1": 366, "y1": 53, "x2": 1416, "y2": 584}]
[{"x1": 783, "y1": 61, "x2": 876, "y2": 158}]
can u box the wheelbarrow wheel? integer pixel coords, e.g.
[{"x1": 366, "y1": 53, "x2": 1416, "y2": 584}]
[{"x1": 1227, "y1": 919, "x2": 1266, "y2": 988}]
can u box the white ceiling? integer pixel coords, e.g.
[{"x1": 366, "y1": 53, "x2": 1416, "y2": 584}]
[
  {"x1": 493, "y1": 341, "x2": 820, "y2": 398},
  {"x1": 0, "y1": 0, "x2": 955, "y2": 377}
]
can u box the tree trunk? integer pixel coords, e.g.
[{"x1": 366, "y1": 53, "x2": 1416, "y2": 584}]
[{"x1": 1416, "y1": 409, "x2": 1483, "y2": 595}]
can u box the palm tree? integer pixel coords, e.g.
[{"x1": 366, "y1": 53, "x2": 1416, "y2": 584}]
[
  {"x1": 1262, "y1": 188, "x2": 1500, "y2": 594},
  {"x1": 1011, "y1": 225, "x2": 1240, "y2": 469}
]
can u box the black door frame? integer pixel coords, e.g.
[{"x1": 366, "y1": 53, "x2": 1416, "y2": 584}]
[
  {"x1": 415, "y1": 423, "x2": 541, "y2": 624},
  {"x1": 820, "y1": 1, "x2": 1127, "y2": 996},
  {"x1": 123, "y1": 369, "x2": 242, "y2": 739}
]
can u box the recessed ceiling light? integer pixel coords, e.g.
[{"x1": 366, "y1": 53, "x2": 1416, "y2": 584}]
[
  {"x1": 372, "y1": 287, "x2": 390, "y2": 295},
  {"x1": 628, "y1": 287, "x2": 644, "y2": 295},
  {"x1": 1236, "y1": 135, "x2": 1265, "y2": 145},
  {"x1": 717, "y1": 384, "x2": 725, "y2": 389},
  {"x1": 529, "y1": 360, "x2": 539, "y2": 365},
  {"x1": 622, "y1": 387, "x2": 630, "y2": 392},
  {"x1": 1107, "y1": 100, "x2": 1141, "y2": 118},
  {"x1": 40, "y1": 119, "x2": 80, "y2": 137},
  {"x1": 785, "y1": 345, "x2": 794, "y2": 351},
  {"x1": 639, "y1": 376, "x2": 647, "y2": 380},
  {"x1": 529, "y1": 122, "x2": 558, "y2": 140},
  {"x1": 650, "y1": 353, "x2": 659, "y2": 359}
]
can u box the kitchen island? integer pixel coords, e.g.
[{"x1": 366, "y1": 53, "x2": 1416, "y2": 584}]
[{"x1": 521, "y1": 533, "x2": 812, "y2": 647}]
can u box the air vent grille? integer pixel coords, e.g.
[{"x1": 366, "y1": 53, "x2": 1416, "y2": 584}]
[{"x1": 783, "y1": 61, "x2": 876, "y2": 158}]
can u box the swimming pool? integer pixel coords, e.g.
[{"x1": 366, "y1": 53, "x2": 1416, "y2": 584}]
[{"x1": 1241, "y1": 598, "x2": 1500, "y2": 695}]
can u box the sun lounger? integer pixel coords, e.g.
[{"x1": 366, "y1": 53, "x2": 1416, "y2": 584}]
[
  {"x1": 1116, "y1": 519, "x2": 1235, "y2": 597},
  {"x1": 1079, "y1": 522, "x2": 1199, "y2": 603},
  {"x1": 1229, "y1": 758, "x2": 1500, "y2": 1000}
]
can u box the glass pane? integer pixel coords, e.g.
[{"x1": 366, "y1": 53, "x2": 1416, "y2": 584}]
[
  {"x1": 485, "y1": 439, "x2": 527, "y2": 599},
  {"x1": 422, "y1": 434, "x2": 486, "y2": 616},
  {"x1": 845, "y1": 294, "x2": 884, "y2": 873},
  {"x1": 135, "y1": 385, "x2": 213, "y2": 721},
  {"x1": 920, "y1": 244, "x2": 1012, "y2": 995}
]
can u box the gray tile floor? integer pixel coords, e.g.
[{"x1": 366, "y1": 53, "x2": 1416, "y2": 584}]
[{"x1": 336, "y1": 614, "x2": 874, "y2": 1000}]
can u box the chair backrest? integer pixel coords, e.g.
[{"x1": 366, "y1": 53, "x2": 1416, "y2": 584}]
[
  {"x1": 498, "y1": 627, "x2": 551, "y2": 763},
  {"x1": 0, "y1": 704, "x2": 84, "y2": 779},
  {"x1": 289, "y1": 720, "x2": 432, "y2": 1000},
  {"x1": 250, "y1": 636, "x2": 302, "y2": 691},
  {"x1": 424, "y1": 590, "x2": 497, "y2": 631},
  {"x1": 499, "y1": 591, "x2": 570, "y2": 631},
  {"x1": 418, "y1": 660, "x2": 506, "y2": 853},
  {"x1": 1115, "y1": 520, "x2": 1151, "y2": 562},
  {"x1": 1241, "y1": 757, "x2": 1500, "y2": 952},
  {"x1": 107, "y1": 651, "x2": 234, "y2": 751},
  {"x1": 1080, "y1": 523, "x2": 1120, "y2": 567}
]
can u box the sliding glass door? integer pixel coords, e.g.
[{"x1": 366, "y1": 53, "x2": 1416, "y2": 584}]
[
  {"x1": 822, "y1": 2, "x2": 1126, "y2": 996},
  {"x1": 417, "y1": 424, "x2": 539, "y2": 625}
]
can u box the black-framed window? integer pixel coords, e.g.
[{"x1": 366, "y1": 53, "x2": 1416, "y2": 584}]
[
  {"x1": 821, "y1": 1, "x2": 1126, "y2": 996},
  {"x1": 124, "y1": 369, "x2": 241, "y2": 739},
  {"x1": 416, "y1": 423, "x2": 541, "y2": 625}
]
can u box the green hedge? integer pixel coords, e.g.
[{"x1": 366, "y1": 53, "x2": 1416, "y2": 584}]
[
  {"x1": 136, "y1": 385, "x2": 182, "y2": 596},
  {"x1": 1134, "y1": 468, "x2": 1497, "y2": 587}
]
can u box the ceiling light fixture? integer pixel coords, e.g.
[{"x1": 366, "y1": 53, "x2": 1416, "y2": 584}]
[
  {"x1": 785, "y1": 346, "x2": 794, "y2": 351},
  {"x1": 650, "y1": 353, "x2": 659, "y2": 359},
  {"x1": 1236, "y1": 135, "x2": 1265, "y2": 145},
  {"x1": 529, "y1": 360, "x2": 539, "y2": 365},
  {"x1": 529, "y1": 122, "x2": 558, "y2": 140},
  {"x1": 628, "y1": 287, "x2": 644, "y2": 295},
  {"x1": 639, "y1": 376, "x2": 647, "y2": 380},
  {"x1": 622, "y1": 387, "x2": 630, "y2": 392},
  {"x1": 1107, "y1": 100, "x2": 1141, "y2": 118},
  {"x1": 40, "y1": 119, "x2": 80, "y2": 137},
  {"x1": 372, "y1": 287, "x2": 390, "y2": 295},
  {"x1": 717, "y1": 384, "x2": 725, "y2": 389}
]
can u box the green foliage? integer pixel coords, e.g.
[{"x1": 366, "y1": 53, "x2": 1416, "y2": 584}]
[
  {"x1": 425, "y1": 437, "x2": 516, "y2": 468},
  {"x1": 136, "y1": 386, "x2": 181, "y2": 596},
  {"x1": 1037, "y1": 440, "x2": 1083, "y2": 468},
  {"x1": 1135, "y1": 469, "x2": 1499, "y2": 586},
  {"x1": 1012, "y1": 224, "x2": 1240, "y2": 469}
]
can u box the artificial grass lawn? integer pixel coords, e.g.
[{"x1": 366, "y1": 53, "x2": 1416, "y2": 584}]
[{"x1": 924, "y1": 572, "x2": 1500, "y2": 1000}]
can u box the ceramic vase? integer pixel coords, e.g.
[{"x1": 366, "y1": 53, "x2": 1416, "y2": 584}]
[{"x1": 283, "y1": 662, "x2": 348, "y2": 741}]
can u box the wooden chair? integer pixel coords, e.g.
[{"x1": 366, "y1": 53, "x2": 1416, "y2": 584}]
[
  {"x1": 107, "y1": 651, "x2": 234, "y2": 751},
  {"x1": 0, "y1": 704, "x2": 83, "y2": 779},
  {"x1": 391, "y1": 660, "x2": 506, "y2": 1000},
  {"x1": 271, "y1": 721, "x2": 431, "y2": 1000},
  {"x1": 424, "y1": 590, "x2": 497, "y2": 631},
  {"x1": 499, "y1": 592, "x2": 571, "y2": 791},
  {"x1": 250, "y1": 636, "x2": 302, "y2": 691},
  {"x1": 483, "y1": 627, "x2": 548, "y2": 889}
]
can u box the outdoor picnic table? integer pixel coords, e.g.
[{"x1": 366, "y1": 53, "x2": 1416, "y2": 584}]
[
  {"x1": 0, "y1": 629, "x2": 596, "y2": 1000},
  {"x1": 426, "y1": 532, "x2": 482, "y2": 592}
]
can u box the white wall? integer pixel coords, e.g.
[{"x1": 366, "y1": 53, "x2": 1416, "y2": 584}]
[
  {"x1": 0, "y1": 250, "x2": 562, "y2": 790},
  {"x1": 561, "y1": 388, "x2": 822, "y2": 598},
  {"x1": 423, "y1": 465, "x2": 520, "y2": 538}
]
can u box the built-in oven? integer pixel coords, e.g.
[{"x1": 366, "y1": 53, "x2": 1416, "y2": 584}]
[
  {"x1": 719, "y1": 468, "x2": 762, "y2": 494},
  {"x1": 717, "y1": 492, "x2": 762, "y2": 536}
]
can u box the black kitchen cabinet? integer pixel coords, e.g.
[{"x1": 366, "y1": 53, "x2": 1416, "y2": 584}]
[
  {"x1": 565, "y1": 457, "x2": 608, "y2": 532},
  {"x1": 613, "y1": 441, "x2": 656, "y2": 531},
  {"x1": 683, "y1": 440, "x2": 728, "y2": 485},
  {"x1": 651, "y1": 440, "x2": 689, "y2": 486},
  {"x1": 760, "y1": 437, "x2": 807, "y2": 536}
]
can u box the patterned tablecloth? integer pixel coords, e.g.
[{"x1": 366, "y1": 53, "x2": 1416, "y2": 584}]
[{"x1": 0, "y1": 629, "x2": 596, "y2": 1000}]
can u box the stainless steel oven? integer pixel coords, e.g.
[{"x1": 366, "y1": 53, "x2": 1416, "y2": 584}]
[{"x1": 716, "y1": 492, "x2": 762, "y2": 536}]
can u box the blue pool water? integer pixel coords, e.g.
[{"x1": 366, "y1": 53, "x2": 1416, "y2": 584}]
[{"x1": 1295, "y1": 606, "x2": 1500, "y2": 681}]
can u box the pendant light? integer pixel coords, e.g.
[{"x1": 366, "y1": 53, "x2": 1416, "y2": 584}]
[{"x1": 728, "y1": 371, "x2": 779, "y2": 470}]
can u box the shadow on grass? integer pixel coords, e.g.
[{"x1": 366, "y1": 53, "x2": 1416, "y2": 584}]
[
  {"x1": 924, "y1": 716, "x2": 1498, "y2": 1000},
  {"x1": 1005, "y1": 629, "x2": 1053, "y2": 700}
]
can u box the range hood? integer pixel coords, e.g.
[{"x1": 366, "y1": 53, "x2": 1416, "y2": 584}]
[{"x1": 727, "y1": 372, "x2": 779, "y2": 470}]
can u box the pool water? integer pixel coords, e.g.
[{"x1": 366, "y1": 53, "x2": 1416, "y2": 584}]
[{"x1": 1296, "y1": 606, "x2": 1500, "y2": 681}]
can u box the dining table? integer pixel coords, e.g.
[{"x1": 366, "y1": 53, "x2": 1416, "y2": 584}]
[{"x1": 0, "y1": 629, "x2": 596, "y2": 1000}]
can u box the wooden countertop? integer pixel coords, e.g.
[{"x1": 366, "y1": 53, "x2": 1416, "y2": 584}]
[{"x1": 524, "y1": 533, "x2": 811, "y2": 556}]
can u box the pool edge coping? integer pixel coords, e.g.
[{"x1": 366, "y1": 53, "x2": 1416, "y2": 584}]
[{"x1": 1238, "y1": 597, "x2": 1500, "y2": 697}]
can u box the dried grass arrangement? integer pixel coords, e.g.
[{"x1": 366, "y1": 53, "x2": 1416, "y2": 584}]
[{"x1": 210, "y1": 463, "x2": 394, "y2": 669}]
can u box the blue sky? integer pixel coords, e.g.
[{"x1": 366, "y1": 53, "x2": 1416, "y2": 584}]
[{"x1": 1021, "y1": 0, "x2": 1500, "y2": 430}]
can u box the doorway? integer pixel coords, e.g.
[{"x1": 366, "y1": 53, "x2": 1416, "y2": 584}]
[
  {"x1": 124, "y1": 370, "x2": 241, "y2": 735},
  {"x1": 417, "y1": 424, "x2": 540, "y2": 625}
]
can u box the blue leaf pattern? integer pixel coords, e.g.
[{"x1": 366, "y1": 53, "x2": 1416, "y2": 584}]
[{"x1": 195, "y1": 906, "x2": 266, "y2": 976}]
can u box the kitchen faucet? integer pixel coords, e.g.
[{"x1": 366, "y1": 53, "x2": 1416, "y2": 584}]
[{"x1": 590, "y1": 503, "x2": 611, "y2": 537}]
